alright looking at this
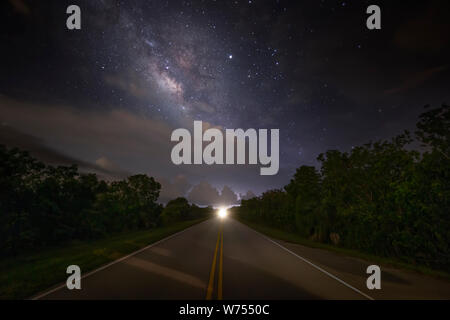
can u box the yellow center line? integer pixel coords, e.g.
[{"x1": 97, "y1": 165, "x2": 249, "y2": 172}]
[
  {"x1": 218, "y1": 229, "x2": 223, "y2": 300},
  {"x1": 206, "y1": 225, "x2": 222, "y2": 300}
]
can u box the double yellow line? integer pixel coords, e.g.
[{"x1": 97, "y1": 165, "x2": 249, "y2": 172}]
[{"x1": 206, "y1": 224, "x2": 223, "y2": 300}]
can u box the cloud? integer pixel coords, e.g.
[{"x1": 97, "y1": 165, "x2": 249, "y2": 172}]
[
  {"x1": 240, "y1": 190, "x2": 256, "y2": 201},
  {"x1": 95, "y1": 156, "x2": 127, "y2": 175},
  {"x1": 0, "y1": 96, "x2": 288, "y2": 197},
  {"x1": 0, "y1": 124, "x2": 127, "y2": 179},
  {"x1": 0, "y1": 95, "x2": 174, "y2": 175},
  {"x1": 187, "y1": 181, "x2": 238, "y2": 206},
  {"x1": 187, "y1": 181, "x2": 220, "y2": 206},
  {"x1": 219, "y1": 185, "x2": 238, "y2": 206},
  {"x1": 158, "y1": 174, "x2": 192, "y2": 203}
]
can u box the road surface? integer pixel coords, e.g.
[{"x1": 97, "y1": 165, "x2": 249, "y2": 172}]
[{"x1": 34, "y1": 217, "x2": 450, "y2": 300}]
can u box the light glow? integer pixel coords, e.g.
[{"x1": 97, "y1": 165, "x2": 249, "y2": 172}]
[{"x1": 218, "y1": 208, "x2": 227, "y2": 219}]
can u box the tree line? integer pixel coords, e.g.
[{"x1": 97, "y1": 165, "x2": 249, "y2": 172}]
[
  {"x1": 236, "y1": 105, "x2": 449, "y2": 271},
  {"x1": 0, "y1": 148, "x2": 212, "y2": 257}
]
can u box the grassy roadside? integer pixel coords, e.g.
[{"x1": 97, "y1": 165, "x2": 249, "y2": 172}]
[
  {"x1": 0, "y1": 218, "x2": 208, "y2": 300},
  {"x1": 235, "y1": 217, "x2": 450, "y2": 281}
]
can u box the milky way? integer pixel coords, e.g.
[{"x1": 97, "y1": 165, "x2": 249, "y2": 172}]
[{"x1": 1, "y1": 0, "x2": 449, "y2": 200}]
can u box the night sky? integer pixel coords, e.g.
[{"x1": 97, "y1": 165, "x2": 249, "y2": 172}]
[{"x1": 1, "y1": 0, "x2": 449, "y2": 205}]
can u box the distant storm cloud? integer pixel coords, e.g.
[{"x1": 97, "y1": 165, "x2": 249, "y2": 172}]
[
  {"x1": 187, "y1": 181, "x2": 220, "y2": 206},
  {"x1": 219, "y1": 185, "x2": 239, "y2": 206},
  {"x1": 158, "y1": 175, "x2": 192, "y2": 204},
  {"x1": 187, "y1": 181, "x2": 238, "y2": 207},
  {"x1": 240, "y1": 190, "x2": 256, "y2": 201}
]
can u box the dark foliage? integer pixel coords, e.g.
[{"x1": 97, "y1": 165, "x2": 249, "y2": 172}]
[
  {"x1": 0, "y1": 150, "x2": 210, "y2": 257},
  {"x1": 237, "y1": 105, "x2": 450, "y2": 271},
  {"x1": 160, "y1": 197, "x2": 213, "y2": 225}
]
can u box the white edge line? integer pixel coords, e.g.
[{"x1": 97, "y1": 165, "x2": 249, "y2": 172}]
[
  {"x1": 238, "y1": 220, "x2": 375, "y2": 300},
  {"x1": 30, "y1": 219, "x2": 210, "y2": 300}
]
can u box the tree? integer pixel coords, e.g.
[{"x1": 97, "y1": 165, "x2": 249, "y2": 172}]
[
  {"x1": 160, "y1": 197, "x2": 191, "y2": 225},
  {"x1": 0, "y1": 145, "x2": 167, "y2": 256},
  {"x1": 234, "y1": 105, "x2": 450, "y2": 270},
  {"x1": 416, "y1": 104, "x2": 450, "y2": 160}
]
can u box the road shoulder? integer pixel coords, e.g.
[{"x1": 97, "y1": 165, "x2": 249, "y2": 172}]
[{"x1": 235, "y1": 218, "x2": 450, "y2": 299}]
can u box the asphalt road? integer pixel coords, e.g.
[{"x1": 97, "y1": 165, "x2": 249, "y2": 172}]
[{"x1": 35, "y1": 217, "x2": 450, "y2": 300}]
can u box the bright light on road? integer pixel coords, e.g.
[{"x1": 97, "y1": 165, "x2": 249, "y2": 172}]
[{"x1": 218, "y1": 208, "x2": 227, "y2": 219}]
